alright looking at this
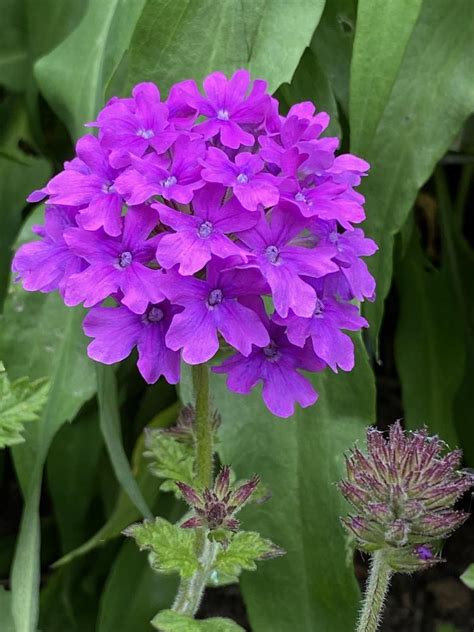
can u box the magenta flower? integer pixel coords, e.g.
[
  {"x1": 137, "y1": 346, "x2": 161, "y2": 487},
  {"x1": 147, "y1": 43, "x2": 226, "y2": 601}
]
[
  {"x1": 201, "y1": 147, "x2": 279, "y2": 211},
  {"x1": 12, "y1": 205, "x2": 85, "y2": 296},
  {"x1": 238, "y1": 205, "x2": 338, "y2": 317},
  {"x1": 38, "y1": 135, "x2": 124, "y2": 237},
  {"x1": 91, "y1": 82, "x2": 178, "y2": 168},
  {"x1": 83, "y1": 300, "x2": 180, "y2": 384},
  {"x1": 274, "y1": 281, "x2": 368, "y2": 372},
  {"x1": 154, "y1": 184, "x2": 257, "y2": 275},
  {"x1": 177, "y1": 69, "x2": 270, "y2": 149},
  {"x1": 164, "y1": 267, "x2": 270, "y2": 364},
  {"x1": 115, "y1": 135, "x2": 205, "y2": 205},
  {"x1": 214, "y1": 314, "x2": 324, "y2": 418},
  {"x1": 64, "y1": 207, "x2": 164, "y2": 313},
  {"x1": 13, "y1": 70, "x2": 377, "y2": 417}
]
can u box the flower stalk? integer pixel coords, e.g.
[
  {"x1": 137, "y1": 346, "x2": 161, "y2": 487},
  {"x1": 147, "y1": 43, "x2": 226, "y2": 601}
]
[
  {"x1": 357, "y1": 550, "x2": 392, "y2": 632},
  {"x1": 172, "y1": 363, "x2": 214, "y2": 616}
]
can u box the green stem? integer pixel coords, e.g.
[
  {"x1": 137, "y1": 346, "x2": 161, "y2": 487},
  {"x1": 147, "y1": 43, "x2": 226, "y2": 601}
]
[
  {"x1": 193, "y1": 363, "x2": 213, "y2": 487},
  {"x1": 172, "y1": 363, "x2": 214, "y2": 616},
  {"x1": 357, "y1": 551, "x2": 392, "y2": 632}
]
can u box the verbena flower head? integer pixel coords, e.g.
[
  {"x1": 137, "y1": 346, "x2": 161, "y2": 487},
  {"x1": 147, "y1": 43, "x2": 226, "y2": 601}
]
[
  {"x1": 13, "y1": 69, "x2": 377, "y2": 418},
  {"x1": 340, "y1": 421, "x2": 472, "y2": 572}
]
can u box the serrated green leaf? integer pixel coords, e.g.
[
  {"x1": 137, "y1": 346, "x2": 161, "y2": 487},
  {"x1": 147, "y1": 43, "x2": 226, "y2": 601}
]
[
  {"x1": 125, "y1": 0, "x2": 325, "y2": 97},
  {"x1": 126, "y1": 518, "x2": 198, "y2": 579},
  {"x1": 460, "y1": 564, "x2": 474, "y2": 590},
  {"x1": 145, "y1": 431, "x2": 195, "y2": 491},
  {"x1": 152, "y1": 610, "x2": 244, "y2": 632},
  {"x1": 213, "y1": 531, "x2": 279, "y2": 577},
  {"x1": 0, "y1": 362, "x2": 49, "y2": 448}
]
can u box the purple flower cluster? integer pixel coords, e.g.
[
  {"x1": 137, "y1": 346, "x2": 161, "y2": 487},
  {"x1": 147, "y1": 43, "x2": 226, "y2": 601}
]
[{"x1": 13, "y1": 70, "x2": 377, "y2": 418}]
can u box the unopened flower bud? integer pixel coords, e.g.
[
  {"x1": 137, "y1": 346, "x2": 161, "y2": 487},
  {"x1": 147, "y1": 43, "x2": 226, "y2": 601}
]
[{"x1": 339, "y1": 421, "x2": 472, "y2": 572}]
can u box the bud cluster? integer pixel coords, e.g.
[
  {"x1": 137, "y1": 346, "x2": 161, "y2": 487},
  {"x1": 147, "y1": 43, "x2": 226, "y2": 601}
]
[
  {"x1": 177, "y1": 465, "x2": 259, "y2": 533},
  {"x1": 340, "y1": 421, "x2": 472, "y2": 571}
]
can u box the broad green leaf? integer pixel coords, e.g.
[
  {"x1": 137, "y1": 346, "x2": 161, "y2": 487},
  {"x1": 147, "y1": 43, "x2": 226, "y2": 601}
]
[
  {"x1": 126, "y1": 0, "x2": 326, "y2": 96},
  {"x1": 461, "y1": 564, "x2": 474, "y2": 590},
  {"x1": 394, "y1": 230, "x2": 463, "y2": 447},
  {"x1": 53, "y1": 402, "x2": 179, "y2": 567},
  {"x1": 310, "y1": 0, "x2": 357, "y2": 114},
  {"x1": 350, "y1": 0, "x2": 423, "y2": 152},
  {"x1": 212, "y1": 336, "x2": 374, "y2": 631},
  {"x1": 46, "y1": 407, "x2": 104, "y2": 552},
  {"x1": 276, "y1": 47, "x2": 341, "y2": 137},
  {"x1": 0, "y1": 587, "x2": 15, "y2": 632},
  {"x1": 96, "y1": 364, "x2": 152, "y2": 519},
  {"x1": 34, "y1": 0, "x2": 147, "y2": 140},
  {"x1": 125, "y1": 518, "x2": 197, "y2": 579},
  {"x1": 152, "y1": 610, "x2": 244, "y2": 632},
  {"x1": 213, "y1": 531, "x2": 281, "y2": 577},
  {"x1": 98, "y1": 540, "x2": 177, "y2": 632},
  {"x1": 0, "y1": 0, "x2": 28, "y2": 90},
  {"x1": 1, "y1": 228, "x2": 96, "y2": 632},
  {"x1": 354, "y1": 1, "x2": 474, "y2": 336},
  {"x1": 0, "y1": 361, "x2": 49, "y2": 448}
]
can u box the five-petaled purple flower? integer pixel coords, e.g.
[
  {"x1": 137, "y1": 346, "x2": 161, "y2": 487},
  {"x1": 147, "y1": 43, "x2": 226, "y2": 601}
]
[{"x1": 13, "y1": 71, "x2": 377, "y2": 418}]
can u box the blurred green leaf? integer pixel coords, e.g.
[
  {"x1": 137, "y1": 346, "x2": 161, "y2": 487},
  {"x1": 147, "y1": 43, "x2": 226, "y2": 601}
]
[
  {"x1": 0, "y1": 361, "x2": 49, "y2": 448},
  {"x1": 395, "y1": 230, "x2": 463, "y2": 447},
  {"x1": 98, "y1": 540, "x2": 177, "y2": 632},
  {"x1": 350, "y1": 0, "x2": 423, "y2": 152},
  {"x1": 310, "y1": 0, "x2": 356, "y2": 114},
  {"x1": 276, "y1": 47, "x2": 341, "y2": 137},
  {"x1": 208, "y1": 336, "x2": 374, "y2": 631},
  {"x1": 152, "y1": 610, "x2": 244, "y2": 632},
  {"x1": 35, "y1": 0, "x2": 147, "y2": 140},
  {"x1": 53, "y1": 403, "x2": 179, "y2": 567},
  {"x1": 126, "y1": 0, "x2": 326, "y2": 96},
  {"x1": 0, "y1": 154, "x2": 50, "y2": 307},
  {"x1": 125, "y1": 517, "x2": 197, "y2": 579},
  {"x1": 96, "y1": 364, "x2": 152, "y2": 520},
  {"x1": 46, "y1": 407, "x2": 104, "y2": 552},
  {"x1": 353, "y1": 0, "x2": 474, "y2": 336},
  {"x1": 0, "y1": 0, "x2": 29, "y2": 90},
  {"x1": 0, "y1": 587, "x2": 15, "y2": 632},
  {"x1": 460, "y1": 564, "x2": 474, "y2": 590}
]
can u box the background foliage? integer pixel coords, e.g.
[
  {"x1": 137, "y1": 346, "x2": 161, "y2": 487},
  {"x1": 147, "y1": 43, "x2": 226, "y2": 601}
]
[{"x1": 0, "y1": 1, "x2": 472, "y2": 631}]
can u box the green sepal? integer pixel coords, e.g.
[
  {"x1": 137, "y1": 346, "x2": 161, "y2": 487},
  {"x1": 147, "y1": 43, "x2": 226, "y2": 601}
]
[
  {"x1": 0, "y1": 361, "x2": 49, "y2": 448},
  {"x1": 213, "y1": 531, "x2": 284, "y2": 577},
  {"x1": 151, "y1": 610, "x2": 245, "y2": 631},
  {"x1": 124, "y1": 518, "x2": 198, "y2": 579}
]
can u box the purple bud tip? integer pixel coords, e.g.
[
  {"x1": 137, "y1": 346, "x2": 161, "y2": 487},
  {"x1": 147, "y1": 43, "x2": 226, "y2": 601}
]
[{"x1": 415, "y1": 544, "x2": 434, "y2": 561}]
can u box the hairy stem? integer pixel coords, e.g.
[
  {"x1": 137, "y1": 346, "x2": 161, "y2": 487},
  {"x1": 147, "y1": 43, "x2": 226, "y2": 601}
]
[
  {"x1": 357, "y1": 551, "x2": 392, "y2": 632},
  {"x1": 172, "y1": 363, "x2": 214, "y2": 616},
  {"x1": 193, "y1": 363, "x2": 213, "y2": 488}
]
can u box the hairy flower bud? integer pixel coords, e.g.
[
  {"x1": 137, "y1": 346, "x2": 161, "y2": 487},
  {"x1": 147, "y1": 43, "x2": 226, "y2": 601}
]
[
  {"x1": 339, "y1": 421, "x2": 472, "y2": 571},
  {"x1": 177, "y1": 465, "x2": 260, "y2": 532}
]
